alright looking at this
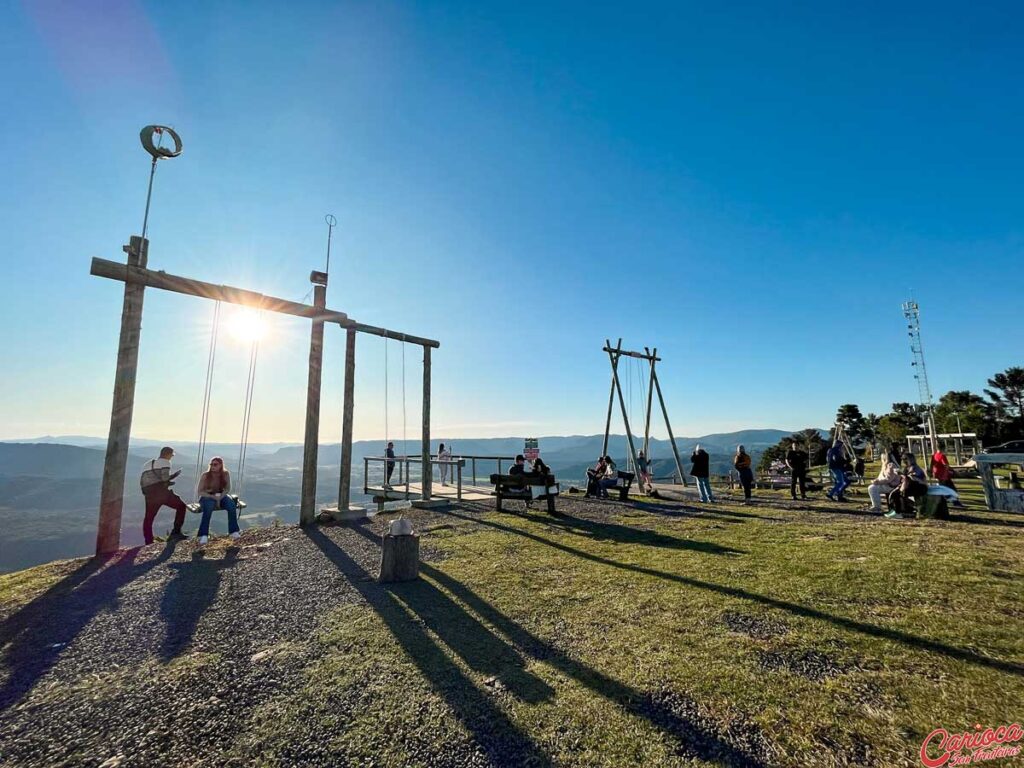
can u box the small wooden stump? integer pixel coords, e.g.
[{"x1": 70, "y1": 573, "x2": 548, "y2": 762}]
[{"x1": 378, "y1": 533, "x2": 419, "y2": 583}]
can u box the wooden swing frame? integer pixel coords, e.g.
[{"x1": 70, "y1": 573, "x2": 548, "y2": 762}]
[{"x1": 90, "y1": 235, "x2": 440, "y2": 556}]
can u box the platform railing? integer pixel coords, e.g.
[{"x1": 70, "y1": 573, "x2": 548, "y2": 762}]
[{"x1": 364, "y1": 455, "x2": 468, "y2": 500}]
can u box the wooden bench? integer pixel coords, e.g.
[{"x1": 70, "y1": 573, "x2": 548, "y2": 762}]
[
  {"x1": 490, "y1": 472, "x2": 559, "y2": 514},
  {"x1": 584, "y1": 470, "x2": 635, "y2": 501}
]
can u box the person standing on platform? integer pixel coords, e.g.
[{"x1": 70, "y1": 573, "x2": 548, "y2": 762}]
[
  {"x1": 438, "y1": 443, "x2": 452, "y2": 486},
  {"x1": 140, "y1": 446, "x2": 188, "y2": 545},
  {"x1": 734, "y1": 445, "x2": 754, "y2": 502},
  {"x1": 785, "y1": 440, "x2": 809, "y2": 500},
  {"x1": 384, "y1": 441, "x2": 396, "y2": 489},
  {"x1": 690, "y1": 445, "x2": 715, "y2": 503}
]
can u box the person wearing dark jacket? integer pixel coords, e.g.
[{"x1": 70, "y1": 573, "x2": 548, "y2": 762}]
[
  {"x1": 826, "y1": 441, "x2": 849, "y2": 502},
  {"x1": 734, "y1": 445, "x2": 754, "y2": 502},
  {"x1": 690, "y1": 445, "x2": 714, "y2": 502},
  {"x1": 785, "y1": 441, "x2": 809, "y2": 500},
  {"x1": 586, "y1": 456, "x2": 606, "y2": 498}
]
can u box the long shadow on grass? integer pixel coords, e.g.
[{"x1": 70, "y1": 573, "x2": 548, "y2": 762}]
[
  {"x1": 344, "y1": 524, "x2": 770, "y2": 767},
  {"x1": 449, "y1": 506, "x2": 1024, "y2": 677},
  {"x1": 159, "y1": 547, "x2": 240, "y2": 661},
  {"x1": 421, "y1": 562, "x2": 771, "y2": 767},
  {"x1": 304, "y1": 526, "x2": 554, "y2": 767},
  {"x1": 0, "y1": 542, "x2": 180, "y2": 711},
  {"x1": 520, "y1": 510, "x2": 746, "y2": 554}
]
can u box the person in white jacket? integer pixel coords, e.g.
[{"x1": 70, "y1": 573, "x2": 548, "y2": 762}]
[
  {"x1": 437, "y1": 443, "x2": 452, "y2": 486},
  {"x1": 867, "y1": 461, "x2": 901, "y2": 513}
]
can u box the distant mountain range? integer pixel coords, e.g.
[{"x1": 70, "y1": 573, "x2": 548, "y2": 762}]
[{"x1": 0, "y1": 429, "x2": 815, "y2": 572}]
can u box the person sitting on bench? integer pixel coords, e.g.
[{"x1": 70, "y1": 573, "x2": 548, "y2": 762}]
[
  {"x1": 598, "y1": 456, "x2": 619, "y2": 499},
  {"x1": 532, "y1": 457, "x2": 551, "y2": 476},
  {"x1": 509, "y1": 454, "x2": 527, "y2": 477},
  {"x1": 885, "y1": 454, "x2": 928, "y2": 518},
  {"x1": 140, "y1": 446, "x2": 188, "y2": 545},
  {"x1": 866, "y1": 460, "x2": 900, "y2": 513},
  {"x1": 197, "y1": 457, "x2": 240, "y2": 545},
  {"x1": 586, "y1": 456, "x2": 607, "y2": 497}
]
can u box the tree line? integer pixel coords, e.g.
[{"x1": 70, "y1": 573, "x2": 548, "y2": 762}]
[{"x1": 757, "y1": 366, "x2": 1023, "y2": 471}]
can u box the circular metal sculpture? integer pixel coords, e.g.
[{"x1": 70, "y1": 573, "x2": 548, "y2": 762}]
[{"x1": 139, "y1": 125, "x2": 183, "y2": 160}]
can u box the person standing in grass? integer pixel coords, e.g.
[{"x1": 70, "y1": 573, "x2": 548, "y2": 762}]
[
  {"x1": 690, "y1": 445, "x2": 715, "y2": 502},
  {"x1": 785, "y1": 440, "x2": 809, "y2": 500},
  {"x1": 826, "y1": 439, "x2": 849, "y2": 502},
  {"x1": 636, "y1": 450, "x2": 653, "y2": 494},
  {"x1": 734, "y1": 445, "x2": 754, "y2": 502},
  {"x1": 930, "y1": 448, "x2": 965, "y2": 508}
]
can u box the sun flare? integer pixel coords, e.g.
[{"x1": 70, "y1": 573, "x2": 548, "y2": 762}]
[{"x1": 227, "y1": 309, "x2": 267, "y2": 344}]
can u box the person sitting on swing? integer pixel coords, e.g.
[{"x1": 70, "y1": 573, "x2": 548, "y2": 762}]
[
  {"x1": 586, "y1": 456, "x2": 606, "y2": 498},
  {"x1": 140, "y1": 446, "x2": 188, "y2": 545},
  {"x1": 197, "y1": 457, "x2": 240, "y2": 545}
]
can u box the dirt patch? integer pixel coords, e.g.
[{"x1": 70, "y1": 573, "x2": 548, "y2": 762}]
[
  {"x1": 720, "y1": 611, "x2": 789, "y2": 640},
  {"x1": 636, "y1": 686, "x2": 777, "y2": 767},
  {"x1": 757, "y1": 648, "x2": 850, "y2": 681}
]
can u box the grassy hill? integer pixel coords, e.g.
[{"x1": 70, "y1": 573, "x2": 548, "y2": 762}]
[{"x1": 0, "y1": 482, "x2": 1021, "y2": 767}]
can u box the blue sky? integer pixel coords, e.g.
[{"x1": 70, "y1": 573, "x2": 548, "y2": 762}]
[{"x1": 1, "y1": 1, "x2": 1020, "y2": 445}]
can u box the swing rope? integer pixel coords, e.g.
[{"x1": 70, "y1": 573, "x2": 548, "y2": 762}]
[
  {"x1": 383, "y1": 337, "x2": 389, "y2": 468},
  {"x1": 401, "y1": 341, "x2": 407, "y2": 461},
  {"x1": 195, "y1": 301, "x2": 222, "y2": 486},
  {"x1": 236, "y1": 312, "x2": 261, "y2": 498}
]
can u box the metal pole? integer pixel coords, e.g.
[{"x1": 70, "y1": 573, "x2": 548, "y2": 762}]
[
  {"x1": 457, "y1": 461, "x2": 463, "y2": 501},
  {"x1": 300, "y1": 284, "x2": 326, "y2": 525},
  {"x1": 96, "y1": 236, "x2": 148, "y2": 555},
  {"x1": 337, "y1": 328, "x2": 356, "y2": 512},
  {"x1": 472, "y1": 457, "x2": 477, "y2": 485},
  {"x1": 652, "y1": 366, "x2": 688, "y2": 486},
  {"x1": 421, "y1": 346, "x2": 432, "y2": 500}
]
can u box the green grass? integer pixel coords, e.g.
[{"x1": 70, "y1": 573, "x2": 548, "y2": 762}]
[
  {"x1": 235, "y1": 488, "x2": 1023, "y2": 767},
  {"x1": 4, "y1": 476, "x2": 1021, "y2": 767}
]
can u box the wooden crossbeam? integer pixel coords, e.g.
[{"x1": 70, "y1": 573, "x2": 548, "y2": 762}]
[
  {"x1": 601, "y1": 345, "x2": 661, "y2": 362},
  {"x1": 90, "y1": 257, "x2": 440, "y2": 348}
]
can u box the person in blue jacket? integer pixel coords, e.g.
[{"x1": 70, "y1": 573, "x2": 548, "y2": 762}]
[{"x1": 826, "y1": 440, "x2": 849, "y2": 502}]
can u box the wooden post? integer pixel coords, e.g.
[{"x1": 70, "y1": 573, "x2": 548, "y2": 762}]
[
  {"x1": 643, "y1": 347, "x2": 656, "y2": 457},
  {"x1": 379, "y1": 534, "x2": 420, "y2": 582},
  {"x1": 652, "y1": 366, "x2": 688, "y2": 486},
  {"x1": 337, "y1": 328, "x2": 356, "y2": 512},
  {"x1": 421, "y1": 346, "x2": 432, "y2": 500},
  {"x1": 601, "y1": 338, "x2": 621, "y2": 457},
  {"x1": 96, "y1": 236, "x2": 148, "y2": 556},
  {"x1": 300, "y1": 284, "x2": 326, "y2": 525},
  {"x1": 609, "y1": 346, "x2": 640, "y2": 476}
]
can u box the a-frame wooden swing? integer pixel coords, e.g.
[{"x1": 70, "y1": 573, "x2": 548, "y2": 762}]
[
  {"x1": 601, "y1": 339, "x2": 688, "y2": 488},
  {"x1": 91, "y1": 126, "x2": 440, "y2": 556}
]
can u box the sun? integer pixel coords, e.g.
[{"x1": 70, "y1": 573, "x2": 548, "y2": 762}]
[{"x1": 227, "y1": 308, "x2": 267, "y2": 344}]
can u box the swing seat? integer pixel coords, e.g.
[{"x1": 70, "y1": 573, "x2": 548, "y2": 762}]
[{"x1": 187, "y1": 495, "x2": 247, "y2": 514}]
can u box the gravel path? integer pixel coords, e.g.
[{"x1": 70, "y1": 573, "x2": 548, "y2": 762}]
[
  {"x1": 0, "y1": 511, "x2": 461, "y2": 768},
  {"x1": 0, "y1": 493, "x2": 869, "y2": 767}
]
